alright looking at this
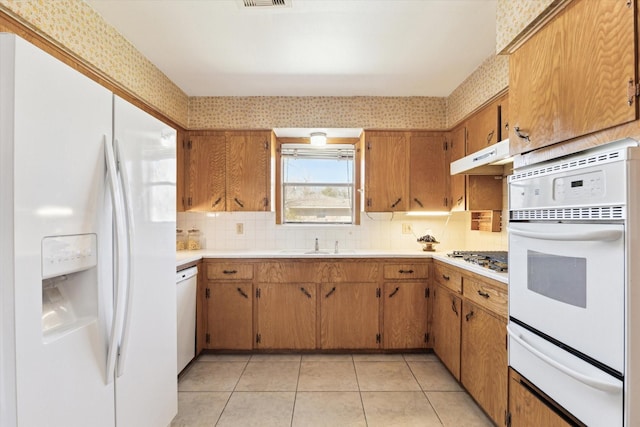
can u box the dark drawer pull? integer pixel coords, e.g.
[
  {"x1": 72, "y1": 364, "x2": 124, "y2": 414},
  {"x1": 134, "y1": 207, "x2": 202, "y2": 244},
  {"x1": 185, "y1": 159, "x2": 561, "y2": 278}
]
[
  {"x1": 212, "y1": 197, "x2": 222, "y2": 207},
  {"x1": 391, "y1": 197, "x2": 402, "y2": 208},
  {"x1": 442, "y1": 274, "x2": 450, "y2": 281},
  {"x1": 223, "y1": 270, "x2": 238, "y2": 275},
  {"x1": 325, "y1": 287, "x2": 336, "y2": 298},
  {"x1": 465, "y1": 310, "x2": 475, "y2": 322},
  {"x1": 300, "y1": 287, "x2": 312, "y2": 298},
  {"x1": 389, "y1": 287, "x2": 400, "y2": 298},
  {"x1": 398, "y1": 269, "x2": 414, "y2": 274},
  {"x1": 477, "y1": 290, "x2": 490, "y2": 299},
  {"x1": 236, "y1": 287, "x2": 248, "y2": 299},
  {"x1": 451, "y1": 299, "x2": 458, "y2": 316},
  {"x1": 234, "y1": 197, "x2": 244, "y2": 208}
]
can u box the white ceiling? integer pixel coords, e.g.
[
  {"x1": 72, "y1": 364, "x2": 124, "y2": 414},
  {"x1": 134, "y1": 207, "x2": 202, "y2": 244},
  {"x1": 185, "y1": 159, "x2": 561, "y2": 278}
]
[{"x1": 87, "y1": 0, "x2": 497, "y2": 97}]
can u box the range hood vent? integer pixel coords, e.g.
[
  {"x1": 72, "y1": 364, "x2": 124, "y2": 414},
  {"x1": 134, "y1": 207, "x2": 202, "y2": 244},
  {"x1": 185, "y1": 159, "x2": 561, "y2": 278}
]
[
  {"x1": 450, "y1": 138, "x2": 513, "y2": 175},
  {"x1": 242, "y1": 0, "x2": 291, "y2": 7}
]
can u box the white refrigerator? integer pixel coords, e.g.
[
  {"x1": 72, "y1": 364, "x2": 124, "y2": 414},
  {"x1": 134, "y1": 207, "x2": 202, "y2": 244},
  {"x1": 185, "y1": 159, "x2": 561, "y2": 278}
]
[{"x1": 0, "y1": 34, "x2": 178, "y2": 427}]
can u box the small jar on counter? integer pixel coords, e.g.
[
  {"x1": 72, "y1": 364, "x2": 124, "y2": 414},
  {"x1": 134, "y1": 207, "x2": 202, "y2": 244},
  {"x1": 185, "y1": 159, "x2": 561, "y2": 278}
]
[
  {"x1": 187, "y1": 228, "x2": 202, "y2": 250},
  {"x1": 176, "y1": 229, "x2": 187, "y2": 251}
]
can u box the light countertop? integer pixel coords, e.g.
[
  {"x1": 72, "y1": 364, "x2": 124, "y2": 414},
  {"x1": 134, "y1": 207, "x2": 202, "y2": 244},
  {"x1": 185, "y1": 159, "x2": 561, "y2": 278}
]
[{"x1": 176, "y1": 249, "x2": 508, "y2": 284}]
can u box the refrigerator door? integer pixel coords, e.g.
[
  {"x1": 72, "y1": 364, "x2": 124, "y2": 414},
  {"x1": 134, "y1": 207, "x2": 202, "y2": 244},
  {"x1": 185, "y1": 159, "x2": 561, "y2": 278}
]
[
  {"x1": 112, "y1": 95, "x2": 177, "y2": 427},
  {"x1": 1, "y1": 35, "x2": 115, "y2": 426}
]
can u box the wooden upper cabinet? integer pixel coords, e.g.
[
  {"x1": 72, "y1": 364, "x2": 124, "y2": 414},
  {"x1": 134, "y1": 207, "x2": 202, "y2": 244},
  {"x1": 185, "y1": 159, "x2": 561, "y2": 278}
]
[
  {"x1": 226, "y1": 131, "x2": 271, "y2": 211},
  {"x1": 449, "y1": 125, "x2": 466, "y2": 212},
  {"x1": 364, "y1": 131, "x2": 409, "y2": 212},
  {"x1": 184, "y1": 132, "x2": 226, "y2": 211},
  {"x1": 409, "y1": 132, "x2": 449, "y2": 211},
  {"x1": 176, "y1": 128, "x2": 186, "y2": 212},
  {"x1": 466, "y1": 98, "x2": 500, "y2": 154},
  {"x1": 467, "y1": 175, "x2": 503, "y2": 211},
  {"x1": 509, "y1": 0, "x2": 637, "y2": 155}
]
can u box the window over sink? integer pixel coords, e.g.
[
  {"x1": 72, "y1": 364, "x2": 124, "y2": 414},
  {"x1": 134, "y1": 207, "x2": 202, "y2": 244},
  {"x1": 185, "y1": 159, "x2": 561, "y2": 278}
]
[{"x1": 280, "y1": 144, "x2": 356, "y2": 224}]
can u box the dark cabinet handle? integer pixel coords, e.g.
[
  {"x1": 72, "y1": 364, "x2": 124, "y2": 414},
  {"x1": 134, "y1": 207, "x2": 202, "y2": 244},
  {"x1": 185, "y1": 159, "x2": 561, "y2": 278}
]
[
  {"x1": 465, "y1": 310, "x2": 475, "y2": 321},
  {"x1": 514, "y1": 126, "x2": 530, "y2": 142},
  {"x1": 234, "y1": 198, "x2": 245, "y2": 208},
  {"x1": 212, "y1": 197, "x2": 222, "y2": 207},
  {"x1": 504, "y1": 122, "x2": 509, "y2": 131},
  {"x1": 236, "y1": 287, "x2": 248, "y2": 299},
  {"x1": 442, "y1": 274, "x2": 450, "y2": 281},
  {"x1": 456, "y1": 196, "x2": 463, "y2": 206},
  {"x1": 398, "y1": 269, "x2": 414, "y2": 274},
  {"x1": 477, "y1": 290, "x2": 490, "y2": 299},
  {"x1": 413, "y1": 198, "x2": 424, "y2": 208},
  {"x1": 325, "y1": 287, "x2": 336, "y2": 298},
  {"x1": 486, "y1": 130, "x2": 495, "y2": 144},
  {"x1": 391, "y1": 198, "x2": 402, "y2": 208},
  {"x1": 300, "y1": 287, "x2": 312, "y2": 298},
  {"x1": 389, "y1": 287, "x2": 400, "y2": 298},
  {"x1": 223, "y1": 270, "x2": 237, "y2": 275},
  {"x1": 451, "y1": 299, "x2": 458, "y2": 316}
]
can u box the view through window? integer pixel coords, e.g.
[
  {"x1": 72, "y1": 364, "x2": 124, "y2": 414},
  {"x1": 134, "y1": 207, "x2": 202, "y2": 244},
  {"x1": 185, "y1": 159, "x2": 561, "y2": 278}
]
[{"x1": 281, "y1": 144, "x2": 355, "y2": 224}]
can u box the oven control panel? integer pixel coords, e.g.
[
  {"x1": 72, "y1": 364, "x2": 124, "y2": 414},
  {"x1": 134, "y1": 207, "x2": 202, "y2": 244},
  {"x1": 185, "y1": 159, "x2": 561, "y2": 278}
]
[{"x1": 553, "y1": 170, "x2": 604, "y2": 202}]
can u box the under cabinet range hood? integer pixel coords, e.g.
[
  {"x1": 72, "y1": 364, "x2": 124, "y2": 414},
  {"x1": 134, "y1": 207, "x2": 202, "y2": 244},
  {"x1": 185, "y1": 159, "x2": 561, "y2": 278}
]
[{"x1": 450, "y1": 138, "x2": 512, "y2": 175}]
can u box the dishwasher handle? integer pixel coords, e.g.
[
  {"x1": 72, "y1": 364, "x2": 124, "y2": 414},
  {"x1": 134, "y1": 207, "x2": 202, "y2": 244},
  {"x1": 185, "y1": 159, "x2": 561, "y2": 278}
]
[{"x1": 177, "y1": 266, "x2": 198, "y2": 283}]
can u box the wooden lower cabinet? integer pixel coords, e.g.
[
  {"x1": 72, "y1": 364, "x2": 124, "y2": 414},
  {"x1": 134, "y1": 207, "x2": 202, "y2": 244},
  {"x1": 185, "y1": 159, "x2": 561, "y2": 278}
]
[
  {"x1": 320, "y1": 282, "x2": 380, "y2": 349},
  {"x1": 255, "y1": 283, "x2": 317, "y2": 349},
  {"x1": 432, "y1": 284, "x2": 461, "y2": 380},
  {"x1": 508, "y1": 369, "x2": 573, "y2": 427},
  {"x1": 382, "y1": 282, "x2": 429, "y2": 349},
  {"x1": 207, "y1": 282, "x2": 253, "y2": 350},
  {"x1": 461, "y1": 301, "x2": 507, "y2": 426}
]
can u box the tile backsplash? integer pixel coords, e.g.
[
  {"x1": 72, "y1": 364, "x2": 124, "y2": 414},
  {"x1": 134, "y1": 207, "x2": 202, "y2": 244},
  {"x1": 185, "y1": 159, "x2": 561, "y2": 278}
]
[{"x1": 177, "y1": 210, "x2": 508, "y2": 253}]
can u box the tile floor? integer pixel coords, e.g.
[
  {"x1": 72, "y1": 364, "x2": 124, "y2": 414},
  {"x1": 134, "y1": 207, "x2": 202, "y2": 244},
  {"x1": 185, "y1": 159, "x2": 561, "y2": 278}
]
[{"x1": 172, "y1": 353, "x2": 493, "y2": 427}]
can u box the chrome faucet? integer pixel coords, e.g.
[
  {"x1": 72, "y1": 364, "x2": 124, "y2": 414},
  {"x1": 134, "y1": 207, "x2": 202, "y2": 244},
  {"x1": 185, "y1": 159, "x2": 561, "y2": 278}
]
[
  {"x1": 315, "y1": 238, "x2": 319, "y2": 252},
  {"x1": 334, "y1": 240, "x2": 339, "y2": 254}
]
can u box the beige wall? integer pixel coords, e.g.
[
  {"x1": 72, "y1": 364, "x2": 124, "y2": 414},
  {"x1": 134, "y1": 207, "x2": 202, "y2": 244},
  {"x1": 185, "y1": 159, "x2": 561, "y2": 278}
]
[{"x1": 2, "y1": 0, "x2": 555, "y2": 131}]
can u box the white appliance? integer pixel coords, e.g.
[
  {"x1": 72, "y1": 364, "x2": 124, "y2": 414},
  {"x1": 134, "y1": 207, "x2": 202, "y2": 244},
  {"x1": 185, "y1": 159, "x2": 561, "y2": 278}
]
[
  {"x1": 507, "y1": 139, "x2": 640, "y2": 426},
  {"x1": 450, "y1": 138, "x2": 512, "y2": 175},
  {"x1": 0, "y1": 34, "x2": 177, "y2": 427},
  {"x1": 176, "y1": 266, "x2": 197, "y2": 375}
]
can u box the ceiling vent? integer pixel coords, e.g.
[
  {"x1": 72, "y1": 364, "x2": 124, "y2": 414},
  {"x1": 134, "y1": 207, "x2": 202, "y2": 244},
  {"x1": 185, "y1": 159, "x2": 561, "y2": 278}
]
[{"x1": 242, "y1": 0, "x2": 291, "y2": 7}]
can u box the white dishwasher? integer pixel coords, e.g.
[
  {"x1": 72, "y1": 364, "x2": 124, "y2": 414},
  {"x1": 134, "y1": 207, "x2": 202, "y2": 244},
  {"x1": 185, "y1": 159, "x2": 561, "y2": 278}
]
[{"x1": 176, "y1": 266, "x2": 197, "y2": 375}]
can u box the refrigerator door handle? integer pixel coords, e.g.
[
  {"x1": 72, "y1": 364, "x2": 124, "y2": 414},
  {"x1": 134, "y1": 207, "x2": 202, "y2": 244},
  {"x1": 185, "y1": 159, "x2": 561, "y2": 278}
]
[
  {"x1": 104, "y1": 137, "x2": 128, "y2": 384},
  {"x1": 114, "y1": 138, "x2": 134, "y2": 378}
]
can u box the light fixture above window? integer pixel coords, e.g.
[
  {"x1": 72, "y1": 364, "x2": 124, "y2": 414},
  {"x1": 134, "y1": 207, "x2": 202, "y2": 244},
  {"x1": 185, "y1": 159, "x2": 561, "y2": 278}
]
[{"x1": 310, "y1": 132, "x2": 327, "y2": 146}]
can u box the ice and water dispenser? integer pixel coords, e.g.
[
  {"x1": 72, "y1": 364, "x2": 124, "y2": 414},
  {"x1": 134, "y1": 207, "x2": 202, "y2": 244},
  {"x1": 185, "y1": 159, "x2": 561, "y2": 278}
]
[{"x1": 41, "y1": 234, "x2": 98, "y2": 342}]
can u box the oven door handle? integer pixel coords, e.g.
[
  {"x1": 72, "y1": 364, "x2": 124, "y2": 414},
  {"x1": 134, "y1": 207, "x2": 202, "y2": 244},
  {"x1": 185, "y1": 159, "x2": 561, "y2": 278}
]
[
  {"x1": 508, "y1": 227, "x2": 623, "y2": 242},
  {"x1": 507, "y1": 325, "x2": 622, "y2": 394}
]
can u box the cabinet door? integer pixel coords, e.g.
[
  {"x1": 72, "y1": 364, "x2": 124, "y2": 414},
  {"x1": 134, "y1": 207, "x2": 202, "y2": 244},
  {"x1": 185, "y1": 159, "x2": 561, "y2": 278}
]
[
  {"x1": 207, "y1": 282, "x2": 253, "y2": 350},
  {"x1": 467, "y1": 175, "x2": 503, "y2": 211},
  {"x1": 383, "y1": 282, "x2": 429, "y2": 349},
  {"x1": 320, "y1": 283, "x2": 380, "y2": 349},
  {"x1": 176, "y1": 129, "x2": 186, "y2": 212},
  {"x1": 509, "y1": 369, "x2": 573, "y2": 427},
  {"x1": 255, "y1": 283, "x2": 316, "y2": 350},
  {"x1": 226, "y1": 131, "x2": 271, "y2": 211},
  {"x1": 466, "y1": 99, "x2": 500, "y2": 154},
  {"x1": 432, "y1": 285, "x2": 461, "y2": 380},
  {"x1": 364, "y1": 132, "x2": 409, "y2": 212},
  {"x1": 449, "y1": 126, "x2": 466, "y2": 212},
  {"x1": 461, "y1": 301, "x2": 507, "y2": 426},
  {"x1": 509, "y1": 0, "x2": 636, "y2": 155},
  {"x1": 185, "y1": 133, "x2": 226, "y2": 211},
  {"x1": 409, "y1": 133, "x2": 448, "y2": 211}
]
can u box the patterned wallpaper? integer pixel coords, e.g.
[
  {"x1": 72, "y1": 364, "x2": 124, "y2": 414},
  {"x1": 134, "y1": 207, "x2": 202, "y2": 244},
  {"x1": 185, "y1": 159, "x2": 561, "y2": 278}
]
[
  {"x1": 0, "y1": 0, "x2": 189, "y2": 127},
  {"x1": 447, "y1": 54, "x2": 509, "y2": 128},
  {"x1": 496, "y1": 0, "x2": 560, "y2": 53},
  {"x1": 0, "y1": 0, "x2": 551, "y2": 131},
  {"x1": 188, "y1": 96, "x2": 448, "y2": 130}
]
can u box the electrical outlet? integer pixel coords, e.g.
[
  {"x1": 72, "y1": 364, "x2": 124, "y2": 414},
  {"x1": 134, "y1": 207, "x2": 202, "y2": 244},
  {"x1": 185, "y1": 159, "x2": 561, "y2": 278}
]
[
  {"x1": 402, "y1": 223, "x2": 412, "y2": 234},
  {"x1": 235, "y1": 223, "x2": 244, "y2": 235}
]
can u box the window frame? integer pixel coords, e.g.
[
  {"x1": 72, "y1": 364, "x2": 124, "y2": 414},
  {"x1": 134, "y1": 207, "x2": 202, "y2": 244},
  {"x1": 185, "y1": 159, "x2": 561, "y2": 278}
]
[{"x1": 275, "y1": 137, "x2": 362, "y2": 225}]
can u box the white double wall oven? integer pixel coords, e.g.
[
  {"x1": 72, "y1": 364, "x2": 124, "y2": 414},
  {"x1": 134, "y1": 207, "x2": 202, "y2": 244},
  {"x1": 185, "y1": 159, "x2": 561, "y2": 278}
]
[{"x1": 507, "y1": 139, "x2": 640, "y2": 426}]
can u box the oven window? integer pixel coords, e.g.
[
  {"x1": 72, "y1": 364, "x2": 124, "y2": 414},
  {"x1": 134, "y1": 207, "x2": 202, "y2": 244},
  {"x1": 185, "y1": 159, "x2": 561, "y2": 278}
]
[{"x1": 527, "y1": 250, "x2": 587, "y2": 308}]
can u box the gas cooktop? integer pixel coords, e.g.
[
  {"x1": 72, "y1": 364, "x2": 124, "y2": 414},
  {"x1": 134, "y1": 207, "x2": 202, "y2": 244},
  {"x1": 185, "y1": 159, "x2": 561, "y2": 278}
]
[{"x1": 447, "y1": 251, "x2": 508, "y2": 273}]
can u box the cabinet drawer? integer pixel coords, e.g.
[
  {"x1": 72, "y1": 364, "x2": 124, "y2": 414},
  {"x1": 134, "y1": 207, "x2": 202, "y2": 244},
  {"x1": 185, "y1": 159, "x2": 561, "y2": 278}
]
[
  {"x1": 383, "y1": 263, "x2": 429, "y2": 280},
  {"x1": 256, "y1": 262, "x2": 322, "y2": 283},
  {"x1": 434, "y1": 263, "x2": 462, "y2": 293},
  {"x1": 207, "y1": 263, "x2": 254, "y2": 280},
  {"x1": 463, "y1": 279, "x2": 507, "y2": 319},
  {"x1": 319, "y1": 261, "x2": 379, "y2": 283}
]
